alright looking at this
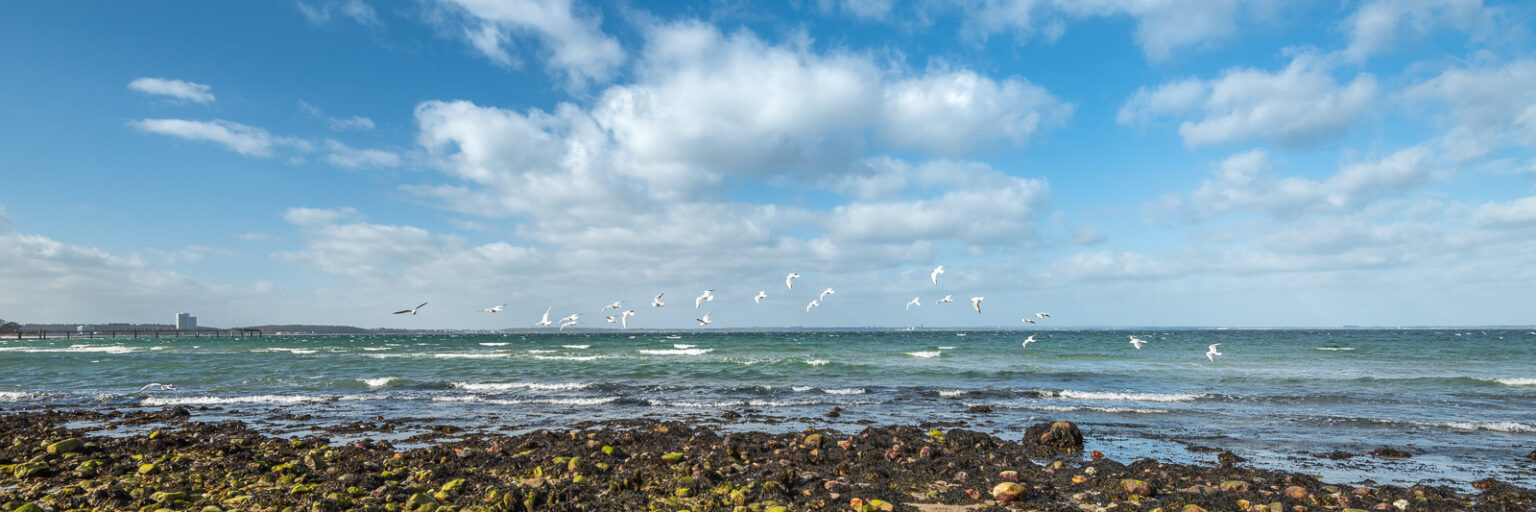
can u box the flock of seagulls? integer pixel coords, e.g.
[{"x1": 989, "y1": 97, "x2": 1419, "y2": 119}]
[{"x1": 387, "y1": 264, "x2": 1230, "y2": 362}]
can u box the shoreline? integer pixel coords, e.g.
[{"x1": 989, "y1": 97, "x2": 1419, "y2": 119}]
[{"x1": 2, "y1": 409, "x2": 1533, "y2": 512}]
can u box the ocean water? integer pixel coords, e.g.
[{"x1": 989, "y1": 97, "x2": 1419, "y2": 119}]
[{"x1": 2, "y1": 329, "x2": 1534, "y2": 487}]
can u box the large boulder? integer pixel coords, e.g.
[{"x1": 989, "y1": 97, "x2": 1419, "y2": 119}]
[{"x1": 1023, "y1": 420, "x2": 1084, "y2": 455}]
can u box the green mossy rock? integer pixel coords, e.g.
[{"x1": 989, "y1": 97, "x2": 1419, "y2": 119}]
[
  {"x1": 46, "y1": 438, "x2": 85, "y2": 455},
  {"x1": 661, "y1": 452, "x2": 685, "y2": 463}
]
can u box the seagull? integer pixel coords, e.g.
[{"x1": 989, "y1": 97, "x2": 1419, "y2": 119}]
[
  {"x1": 605, "y1": 315, "x2": 617, "y2": 323},
  {"x1": 601, "y1": 301, "x2": 623, "y2": 311},
  {"x1": 137, "y1": 383, "x2": 177, "y2": 393},
  {"x1": 534, "y1": 306, "x2": 553, "y2": 327},
  {"x1": 931, "y1": 265, "x2": 945, "y2": 285},
  {"x1": 560, "y1": 313, "x2": 580, "y2": 324},
  {"x1": 621, "y1": 310, "x2": 635, "y2": 329},
  {"x1": 806, "y1": 300, "x2": 820, "y2": 312},
  {"x1": 1129, "y1": 335, "x2": 1147, "y2": 349},
  {"x1": 970, "y1": 297, "x2": 984, "y2": 314},
  {"x1": 696, "y1": 311, "x2": 712, "y2": 326},
  {"x1": 937, "y1": 295, "x2": 954, "y2": 304},
  {"x1": 1021, "y1": 318, "x2": 1036, "y2": 324},
  {"x1": 652, "y1": 293, "x2": 665, "y2": 308},
  {"x1": 906, "y1": 297, "x2": 920, "y2": 310},
  {"x1": 482, "y1": 303, "x2": 506, "y2": 313},
  {"x1": 559, "y1": 319, "x2": 577, "y2": 331},
  {"x1": 1035, "y1": 312, "x2": 1051, "y2": 318},
  {"x1": 1206, "y1": 343, "x2": 1222, "y2": 361},
  {"x1": 695, "y1": 289, "x2": 715, "y2": 309},
  {"x1": 754, "y1": 291, "x2": 767, "y2": 304},
  {"x1": 1021, "y1": 335, "x2": 1036, "y2": 348},
  {"x1": 819, "y1": 288, "x2": 835, "y2": 301},
  {"x1": 786, "y1": 273, "x2": 799, "y2": 290},
  {"x1": 392, "y1": 302, "x2": 428, "y2": 315}
]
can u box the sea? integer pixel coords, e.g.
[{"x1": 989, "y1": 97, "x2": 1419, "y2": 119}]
[{"x1": 2, "y1": 329, "x2": 1533, "y2": 487}]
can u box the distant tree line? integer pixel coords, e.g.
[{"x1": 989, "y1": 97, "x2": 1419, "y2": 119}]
[{"x1": 0, "y1": 318, "x2": 19, "y2": 333}]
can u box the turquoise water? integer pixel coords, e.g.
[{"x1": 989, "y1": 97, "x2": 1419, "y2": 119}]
[{"x1": 3, "y1": 329, "x2": 1534, "y2": 486}]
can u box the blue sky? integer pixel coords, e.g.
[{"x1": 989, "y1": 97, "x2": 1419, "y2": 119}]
[{"x1": 2, "y1": 0, "x2": 1535, "y2": 329}]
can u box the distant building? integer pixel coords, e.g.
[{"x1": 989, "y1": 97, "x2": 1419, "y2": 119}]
[
  {"x1": 175, "y1": 313, "x2": 197, "y2": 330},
  {"x1": 78, "y1": 324, "x2": 94, "y2": 333}
]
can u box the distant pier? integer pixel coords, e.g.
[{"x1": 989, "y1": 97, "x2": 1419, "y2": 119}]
[{"x1": 6, "y1": 328, "x2": 262, "y2": 340}]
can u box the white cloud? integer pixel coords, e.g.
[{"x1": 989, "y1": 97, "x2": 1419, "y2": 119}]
[
  {"x1": 1473, "y1": 195, "x2": 1536, "y2": 227},
  {"x1": 1403, "y1": 59, "x2": 1536, "y2": 160},
  {"x1": 1189, "y1": 146, "x2": 1436, "y2": 217},
  {"x1": 324, "y1": 140, "x2": 401, "y2": 169},
  {"x1": 328, "y1": 116, "x2": 375, "y2": 131},
  {"x1": 437, "y1": 0, "x2": 624, "y2": 89},
  {"x1": 128, "y1": 77, "x2": 215, "y2": 104},
  {"x1": 0, "y1": 231, "x2": 222, "y2": 323},
  {"x1": 830, "y1": 0, "x2": 895, "y2": 20},
  {"x1": 961, "y1": 0, "x2": 1282, "y2": 61},
  {"x1": 881, "y1": 70, "x2": 1072, "y2": 155},
  {"x1": 237, "y1": 232, "x2": 279, "y2": 242},
  {"x1": 298, "y1": 0, "x2": 382, "y2": 26},
  {"x1": 1119, "y1": 53, "x2": 1377, "y2": 148},
  {"x1": 0, "y1": 205, "x2": 10, "y2": 233},
  {"x1": 131, "y1": 119, "x2": 309, "y2": 157},
  {"x1": 1342, "y1": 0, "x2": 1499, "y2": 62}
]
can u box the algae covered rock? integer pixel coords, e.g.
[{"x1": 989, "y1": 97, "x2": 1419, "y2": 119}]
[
  {"x1": 1022, "y1": 420, "x2": 1084, "y2": 455},
  {"x1": 46, "y1": 437, "x2": 86, "y2": 455},
  {"x1": 992, "y1": 482, "x2": 1028, "y2": 501}
]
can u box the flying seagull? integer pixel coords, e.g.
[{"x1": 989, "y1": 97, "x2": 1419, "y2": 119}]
[
  {"x1": 695, "y1": 289, "x2": 715, "y2": 309},
  {"x1": 482, "y1": 303, "x2": 506, "y2": 313},
  {"x1": 806, "y1": 300, "x2": 820, "y2": 312},
  {"x1": 819, "y1": 288, "x2": 835, "y2": 301},
  {"x1": 970, "y1": 297, "x2": 984, "y2": 314},
  {"x1": 652, "y1": 293, "x2": 665, "y2": 308},
  {"x1": 559, "y1": 318, "x2": 577, "y2": 331},
  {"x1": 392, "y1": 302, "x2": 428, "y2": 315},
  {"x1": 601, "y1": 301, "x2": 623, "y2": 311},
  {"x1": 137, "y1": 383, "x2": 177, "y2": 393},
  {"x1": 560, "y1": 313, "x2": 580, "y2": 324},
  {"x1": 696, "y1": 311, "x2": 712, "y2": 326},
  {"x1": 937, "y1": 295, "x2": 954, "y2": 304},
  {"x1": 1129, "y1": 335, "x2": 1147, "y2": 350},
  {"x1": 621, "y1": 310, "x2": 635, "y2": 329},
  {"x1": 906, "y1": 297, "x2": 920, "y2": 310},
  {"x1": 1035, "y1": 312, "x2": 1051, "y2": 318},
  {"x1": 605, "y1": 315, "x2": 617, "y2": 323},
  {"x1": 1021, "y1": 318, "x2": 1036, "y2": 324},
  {"x1": 534, "y1": 306, "x2": 553, "y2": 327},
  {"x1": 1206, "y1": 343, "x2": 1223, "y2": 362},
  {"x1": 754, "y1": 291, "x2": 767, "y2": 304},
  {"x1": 931, "y1": 265, "x2": 945, "y2": 285},
  {"x1": 786, "y1": 273, "x2": 799, "y2": 290},
  {"x1": 1021, "y1": 335, "x2": 1036, "y2": 348}
]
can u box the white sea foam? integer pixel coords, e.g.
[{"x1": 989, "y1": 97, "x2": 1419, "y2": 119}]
[
  {"x1": 433, "y1": 353, "x2": 509, "y2": 359},
  {"x1": 479, "y1": 342, "x2": 509, "y2": 347},
  {"x1": 253, "y1": 347, "x2": 317, "y2": 354},
  {"x1": 804, "y1": 359, "x2": 829, "y2": 366},
  {"x1": 906, "y1": 351, "x2": 941, "y2": 358},
  {"x1": 673, "y1": 344, "x2": 697, "y2": 349},
  {"x1": 640, "y1": 348, "x2": 713, "y2": 355},
  {"x1": 562, "y1": 344, "x2": 591, "y2": 349},
  {"x1": 527, "y1": 349, "x2": 558, "y2": 354},
  {"x1": 937, "y1": 390, "x2": 968, "y2": 397},
  {"x1": 1479, "y1": 378, "x2": 1536, "y2": 387},
  {"x1": 361, "y1": 347, "x2": 391, "y2": 351},
  {"x1": 142, "y1": 395, "x2": 329, "y2": 406},
  {"x1": 451, "y1": 382, "x2": 592, "y2": 391},
  {"x1": 648, "y1": 399, "x2": 745, "y2": 408},
  {"x1": 937, "y1": 346, "x2": 956, "y2": 350},
  {"x1": 791, "y1": 386, "x2": 815, "y2": 392},
  {"x1": 532, "y1": 354, "x2": 607, "y2": 361},
  {"x1": 823, "y1": 388, "x2": 866, "y2": 395},
  {"x1": 0, "y1": 345, "x2": 138, "y2": 354},
  {"x1": 465, "y1": 397, "x2": 620, "y2": 406},
  {"x1": 150, "y1": 346, "x2": 165, "y2": 351},
  {"x1": 1314, "y1": 347, "x2": 1356, "y2": 351},
  {"x1": 1051, "y1": 390, "x2": 1204, "y2": 402},
  {"x1": 359, "y1": 377, "x2": 397, "y2": 387},
  {"x1": 1436, "y1": 421, "x2": 1536, "y2": 433},
  {"x1": 1013, "y1": 404, "x2": 1171, "y2": 414},
  {"x1": 0, "y1": 391, "x2": 44, "y2": 401}
]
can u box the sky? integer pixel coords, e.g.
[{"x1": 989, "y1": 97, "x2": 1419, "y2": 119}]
[{"x1": 2, "y1": 0, "x2": 1535, "y2": 330}]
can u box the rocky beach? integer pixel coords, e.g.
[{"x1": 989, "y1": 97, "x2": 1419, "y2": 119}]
[{"x1": 2, "y1": 408, "x2": 1533, "y2": 512}]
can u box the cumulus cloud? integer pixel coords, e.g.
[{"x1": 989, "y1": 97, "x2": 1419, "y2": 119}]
[
  {"x1": 881, "y1": 70, "x2": 1072, "y2": 155},
  {"x1": 128, "y1": 77, "x2": 215, "y2": 104},
  {"x1": 1188, "y1": 146, "x2": 1435, "y2": 217},
  {"x1": 324, "y1": 140, "x2": 401, "y2": 169},
  {"x1": 1473, "y1": 195, "x2": 1536, "y2": 227},
  {"x1": 436, "y1": 0, "x2": 624, "y2": 89},
  {"x1": 1342, "y1": 0, "x2": 1500, "y2": 62},
  {"x1": 1118, "y1": 53, "x2": 1376, "y2": 148},
  {"x1": 961, "y1": 0, "x2": 1282, "y2": 61},
  {"x1": 131, "y1": 119, "x2": 309, "y2": 157},
  {"x1": 1403, "y1": 59, "x2": 1536, "y2": 160}
]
